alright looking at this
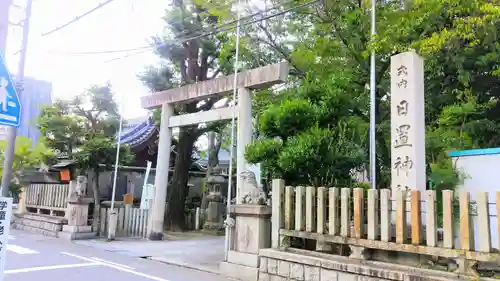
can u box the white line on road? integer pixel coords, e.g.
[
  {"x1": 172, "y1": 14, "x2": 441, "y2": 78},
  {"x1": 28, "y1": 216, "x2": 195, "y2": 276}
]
[
  {"x1": 62, "y1": 252, "x2": 171, "y2": 281},
  {"x1": 7, "y1": 244, "x2": 39, "y2": 254},
  {"x1": 90, "y1": 257, "x2": 135, "y2": 270},
  {"x1": 5, "y1": 262, "x2": 99, "y2": 274},
  {"x1": 8, "y1": 235, "x2": 15, "y2": 240}
]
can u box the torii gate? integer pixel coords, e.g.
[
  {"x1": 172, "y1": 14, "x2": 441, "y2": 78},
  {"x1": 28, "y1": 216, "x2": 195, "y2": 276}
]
[{"x1": 141, "y1": 62, "x2": 289, "y2": 240}]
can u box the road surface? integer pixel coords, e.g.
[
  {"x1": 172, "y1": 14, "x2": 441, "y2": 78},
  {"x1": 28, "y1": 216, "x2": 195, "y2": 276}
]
[{"x1": 4, "y1": 230, "x2": 233, "y2": 281}]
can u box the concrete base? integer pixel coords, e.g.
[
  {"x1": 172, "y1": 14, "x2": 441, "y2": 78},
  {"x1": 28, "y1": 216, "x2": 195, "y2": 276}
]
[
  {"x1": 220, "y1": 261, "x2": 258, "y2": 281},
  {"x1": 58, "y1": 231, "x2": 97, "y2": 240},
  {"x1": 62, "y1": 225, "x2": 92, "y2": 233},
  {"x1": 107, "y1": 211, "x2": 118, "y2": 240},
  {"x1": 220, "y1": 204, "x2": 272, "y2": 281},
  {"x1": 59, "y1": 224, "x2": 95, "y2": 240}
]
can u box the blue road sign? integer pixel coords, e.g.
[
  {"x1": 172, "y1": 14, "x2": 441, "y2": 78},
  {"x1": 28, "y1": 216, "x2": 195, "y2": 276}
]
[{"x1": 0, "y1": 54, "x2": 21, "y2": 127}]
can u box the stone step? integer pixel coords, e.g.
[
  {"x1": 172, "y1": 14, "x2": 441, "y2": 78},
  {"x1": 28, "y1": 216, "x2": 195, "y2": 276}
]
[
  {"x1": 21, "y1": 213, "x2": 67, "y2": 224},
  {"x1": 13, "y1": 215, "x2": 65, "y2": 232},
  {"x1": 12, "y1": 222, "x2": 59, "y2": 238}
]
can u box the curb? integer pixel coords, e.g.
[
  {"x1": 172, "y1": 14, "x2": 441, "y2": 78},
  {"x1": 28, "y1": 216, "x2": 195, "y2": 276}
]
[{"x1": 148, "y1": 257, "x2": 221, "y2": 276}]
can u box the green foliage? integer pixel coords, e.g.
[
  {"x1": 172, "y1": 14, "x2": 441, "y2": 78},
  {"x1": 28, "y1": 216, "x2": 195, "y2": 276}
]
[
  {"x1": 0, "y1": 136, "x2": 55, "y2": 173},
  {"x1": 0, "y1": 136, "x2": 55, "y2": 198},
  {"x1": 239, "y1": 0, "x2": 500, "y2": 192},
  {"x1": 354, "y1": 181, "x2": 371, "y2": 191},
  {"x1": 37, "y1": 84, "x2": 134, "y2": 172},
  {"x1": 37, "y1": 101, "x2": 85, "y2": 154},
  {"x1": 429, "y1": 158, "x2": 464, "y2": 193},
  {"x1": 246, "y1": 78, "x2": 366, "y2": 187},
  {"x1": 279, "y1": 126, "x2": 364, "y2": 187},
  {"x1": 0, "y1": 137, "x2": 54, "y2": 199},
  {"x1": 74, "y1": 136, "x2": 134, "y2": 170}
]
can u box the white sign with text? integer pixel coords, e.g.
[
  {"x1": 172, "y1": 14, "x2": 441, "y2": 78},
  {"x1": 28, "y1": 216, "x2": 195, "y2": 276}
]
[
  {"x1": 0, "y1": 197, "x2": 13, "y2": 281},
  {"x1": 390, "y1": 51, "x2": 426, "y2": 192}
]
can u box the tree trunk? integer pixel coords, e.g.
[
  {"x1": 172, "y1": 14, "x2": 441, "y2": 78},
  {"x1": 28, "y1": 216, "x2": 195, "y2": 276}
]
[
  {"x1": 164, "y1": 127, "x2": 197, "y2": 231},
  {"x1": 91, "y1": 168, "x2": 101, "y2": 233}
]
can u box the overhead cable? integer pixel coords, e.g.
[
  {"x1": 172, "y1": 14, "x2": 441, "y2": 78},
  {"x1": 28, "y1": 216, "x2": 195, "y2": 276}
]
[
  {"x1": 41, "y1": 0, "x2": 119, "y2": 36},
  {"x1": 41, "y1": 0, "x2": 293, "y2": 56},
  {"x1": 104, "y1": 0, "x2": 320, "y2": 63},
  {"x1": 12, "y1": 0, "x2": 121, "y2": 55}
]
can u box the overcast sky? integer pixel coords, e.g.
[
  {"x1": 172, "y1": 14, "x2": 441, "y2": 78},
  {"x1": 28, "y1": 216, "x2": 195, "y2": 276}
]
[{"x1": 6, "y1": 0, "x2": 169, "y2": 118}]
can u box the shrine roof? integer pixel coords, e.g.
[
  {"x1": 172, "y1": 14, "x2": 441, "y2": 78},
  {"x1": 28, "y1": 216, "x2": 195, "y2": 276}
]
[{"x1": 118, "y1": 117, "x2": 158, "y2": 148}]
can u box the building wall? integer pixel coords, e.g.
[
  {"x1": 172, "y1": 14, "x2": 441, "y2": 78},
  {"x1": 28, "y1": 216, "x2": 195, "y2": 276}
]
[
  {"x1": 0, "y1": 76, "x2": 52, "y2": 144},
  {"x1": 450, "y1": 148, "x2": 500, "y2": 251}
]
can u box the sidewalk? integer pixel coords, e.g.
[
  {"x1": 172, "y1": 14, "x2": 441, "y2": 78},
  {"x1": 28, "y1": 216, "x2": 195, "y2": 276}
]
[{"x1": 74, "y1": 232, "x2": 225, "y2": 275}]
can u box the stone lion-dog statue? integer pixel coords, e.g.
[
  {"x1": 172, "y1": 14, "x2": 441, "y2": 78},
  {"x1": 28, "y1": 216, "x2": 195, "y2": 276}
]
[{"x1": 240, "y1": 170, "x2": 268, "y2": 205}]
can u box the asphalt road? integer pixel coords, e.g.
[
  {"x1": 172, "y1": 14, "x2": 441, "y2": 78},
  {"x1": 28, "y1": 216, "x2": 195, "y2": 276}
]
[{"x1": 3, "y1": 230, "x2": 233, "y2": 281}]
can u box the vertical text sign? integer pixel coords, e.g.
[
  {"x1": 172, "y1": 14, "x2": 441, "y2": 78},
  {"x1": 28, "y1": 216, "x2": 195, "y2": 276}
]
[
  {"x1": 0, "y1": 197, "x2": 13, "y2": 281},
  {"x1": 390, "y1": 51, "x2": 426, "y2": 192}
]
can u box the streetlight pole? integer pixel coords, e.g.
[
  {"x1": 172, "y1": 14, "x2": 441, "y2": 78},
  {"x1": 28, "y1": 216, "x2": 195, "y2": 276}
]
[
  {"x1": 107, "y1": 93, "x2": 125, "y2": 241},
  {"x1": 369, "y1": 0, "x2": 377, "y2": 190},
  {"x1": 0, "y1": 0, "x2": 33, "y2": 197}
]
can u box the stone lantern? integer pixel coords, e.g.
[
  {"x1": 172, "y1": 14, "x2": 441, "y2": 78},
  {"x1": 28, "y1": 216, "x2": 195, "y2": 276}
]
[{"x1": 202, "y1": 175, "x2": 226, "y2": 233}]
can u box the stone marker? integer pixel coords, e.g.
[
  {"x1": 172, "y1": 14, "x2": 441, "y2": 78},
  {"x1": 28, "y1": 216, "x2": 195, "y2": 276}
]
[{"x1": 390, "y1": 51, "x2": 426, "y2": 192}]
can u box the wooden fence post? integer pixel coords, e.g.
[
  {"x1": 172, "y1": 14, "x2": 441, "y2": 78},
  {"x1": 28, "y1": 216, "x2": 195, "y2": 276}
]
[{"x1": 271, "y1": 179, "x2": 284, "y2": 248}]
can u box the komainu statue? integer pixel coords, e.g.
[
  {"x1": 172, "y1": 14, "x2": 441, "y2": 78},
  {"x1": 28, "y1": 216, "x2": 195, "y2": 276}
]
[
  {"x1": 240, "y1": 170, "x2": 267, "y2": 205},
  {"x1": 68, "y1": 176, "x2": 87, "y2": 203}
]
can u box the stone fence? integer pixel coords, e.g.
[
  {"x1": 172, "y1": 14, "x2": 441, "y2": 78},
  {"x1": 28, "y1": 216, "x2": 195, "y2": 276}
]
[{"x1": 268, "y1": 179, "x2": 500, "y2": 280}]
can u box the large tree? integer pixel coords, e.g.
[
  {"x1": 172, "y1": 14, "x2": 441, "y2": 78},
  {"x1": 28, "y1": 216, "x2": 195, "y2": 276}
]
[
  {"x1": 38, "y1": 84, "x2": 134, "y2": 231},
  {"x1": 139, "y1": 0, "x2": 234, "y2": 231}
]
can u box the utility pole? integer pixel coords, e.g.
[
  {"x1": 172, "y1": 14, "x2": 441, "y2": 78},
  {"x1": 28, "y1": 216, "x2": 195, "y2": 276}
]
[
  {"x1": 0, "y1": 0, "x2": 33, "y2": 197},
  {"x1": 369, "y1": 0, "x2": 377, "y2": 190},
  {"x1": 0, "y1": 0, "x2": 11, "y2": 56}
]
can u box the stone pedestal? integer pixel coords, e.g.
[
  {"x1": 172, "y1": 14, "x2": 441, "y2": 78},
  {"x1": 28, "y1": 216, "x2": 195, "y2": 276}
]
[
  {"x1": 220, "y1": 204, "x2": 272, "y2": 281},
  {"x1": 17, "y1": 187, "x2": 27, "y2": 214},
  {"x1": 59, "y1": 198, "x2": 95, "y2": 240},
  {"x1": 107, "y1": 210, "x2": 118, "y2": 240}
]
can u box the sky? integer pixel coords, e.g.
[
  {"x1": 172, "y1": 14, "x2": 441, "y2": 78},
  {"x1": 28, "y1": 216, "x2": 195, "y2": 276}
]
[{"x1": 6, "y1": 0, "x2": 169, "y2": 119}]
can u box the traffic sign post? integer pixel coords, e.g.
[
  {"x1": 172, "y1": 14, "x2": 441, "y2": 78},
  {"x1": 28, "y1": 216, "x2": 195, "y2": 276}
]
[
  {"x1": 0, "y1": 197, "x2": 13, "y2": 281},
  {"x1": 0, "y1": 54, "x2": 22, "y2": 128},
  {"x1": 0, "y1": 0, "x2": 31, "y2": 198}
]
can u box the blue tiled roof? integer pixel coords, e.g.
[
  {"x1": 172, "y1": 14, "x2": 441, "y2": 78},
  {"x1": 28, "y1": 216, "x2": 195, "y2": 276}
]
[{"x1": 118, "y1": 117, "x2": 158, "y2": 148}]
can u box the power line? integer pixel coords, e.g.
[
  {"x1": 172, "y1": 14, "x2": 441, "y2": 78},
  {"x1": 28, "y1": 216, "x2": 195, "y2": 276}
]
[
  {"x1": 12, "y1": 0, "x2": 240, "y2": 56},
  {"x1": 41, "y1": 0, "x2": 119, "y2": 36},
  {"x1": 11, "y1": 0, "x2": 121, "y2": 55},
  {"x1": 37, "y1": 0, "x2": 259, "y2": 56},
  {"x1": 105, "y1": 0, "x2": 318, "y2": 63}
]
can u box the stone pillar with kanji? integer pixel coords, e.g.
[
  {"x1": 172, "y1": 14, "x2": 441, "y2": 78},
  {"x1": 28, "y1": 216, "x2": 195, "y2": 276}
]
[
  {"x1": 390, "y1": 51, "x2": 426, "y2": 193},
  {"x1": 390, "y1": 51, "x2": 426, "y2": 244}
]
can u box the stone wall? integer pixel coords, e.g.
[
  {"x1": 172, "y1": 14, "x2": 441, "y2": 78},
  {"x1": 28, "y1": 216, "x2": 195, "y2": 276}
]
[{"x1": 258, "y1": 248, "x2": 477, "y2": 281}]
